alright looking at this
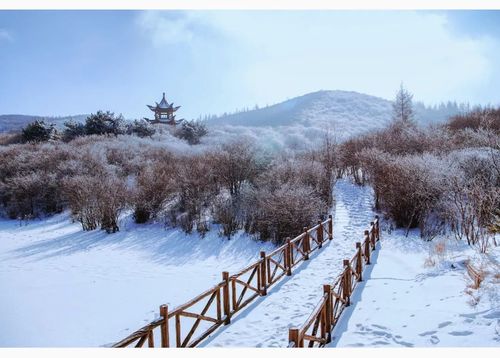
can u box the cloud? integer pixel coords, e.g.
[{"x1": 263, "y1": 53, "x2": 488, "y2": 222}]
[
  {"x1": 0, "y1": 29, "x2": 13, "y2": 43},
  {"x1": 135, "y1": 11, "x2": 219, "y2": 47},
  {"x1": 444, "y1": 10, "x2": 500, "y2": 39}
]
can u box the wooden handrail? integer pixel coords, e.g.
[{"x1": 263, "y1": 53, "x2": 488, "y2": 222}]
[
  {"x1": 289, "y1": 216, "x2": 381, "y2": 348},
  {"x1": 113, "y1": 215, "x2": 334, "y2": 348}
]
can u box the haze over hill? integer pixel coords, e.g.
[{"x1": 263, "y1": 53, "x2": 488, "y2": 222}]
[
  {"x1": 0, "y1": 114, "x2": 88, "y2": 133},
  {"x1": 205, "y1": 90, "x2": 466, "y2": 147},
  {"x1": 0, "y1": 90, "x2": 466, "y2": 140}
]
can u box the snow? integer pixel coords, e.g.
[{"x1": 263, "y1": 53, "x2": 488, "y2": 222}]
[
  {"x1": 200, "y1": 179, "x2": 376, "y2": 347},
  {"x1": 1, "y1": 177, "x2": 498, "y2": 347},
  {"x1": 329, "y1": 225, "x2": 500, "y2": 347},
  {"x1": 0, "y1": 213, "x2": 273, "y2": 347}
]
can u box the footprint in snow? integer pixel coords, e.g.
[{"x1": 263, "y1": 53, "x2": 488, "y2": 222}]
[
  {"x1": 418, "y1": 331, "x2": 437, "y2": 336},
  {"x1": 438, "y1": 321, "x2": 452, "y2": 329},
  {"x1": 430, "y1": 336, "x2": 440, "y2": 344},
  {"x1": 448, "y1": 331, "x2": 473, "y2": 336}
]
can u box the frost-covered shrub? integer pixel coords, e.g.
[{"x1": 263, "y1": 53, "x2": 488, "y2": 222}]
[
  {"x1": 360, "y1": 150, "x2": 447, "y2": 235},
  {"x1": 63, "y1": 172, "x2": 129, "y2": 233},
  {"x1": 84, "y1": 111, "x2": 125, "y2": 136},
  {"x1": 174, "y1": 120, "x2": 208, "y2": 145},
  {"x1": 243, "y1": 182, "x2": 325, "y2": 244},
  {"x1": 173, "y1": 154, "x2": 218, "y2": 234},
  {"x1": 133, "y1": 156, "x2": 177, "y2": 223},
  {"x1": 447, "y1": 107, "x2": 500, "y2": 133},
  {"x1": 443, "y1": 149, "x2": 500, "y2": 247},
  {"x1": 0, "y1": 172, "x2": 63, "y2": 219},
  {"x1": 212, "y1": 194, "x2": 240, "y2": 238},
  {"x1": 126, "y1": 119, "x2": 156, "y2": 138},
  {"x1": 210, "y1": 139, "x2": 259, "y2": 196}
]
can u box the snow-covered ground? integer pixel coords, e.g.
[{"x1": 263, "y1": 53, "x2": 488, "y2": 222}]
[
  {"x1": 0, "y1": 214, "x2": 273, "y2": 347},
  {"x1": 330, "y1": 225, "x2": 500, "y2": 347},
  {"x1": 1, "y1": 177, "x2": 498, "y2": 348},
  {"x1": 200, "y1": 180, "x2": 376, "y2": 347}
]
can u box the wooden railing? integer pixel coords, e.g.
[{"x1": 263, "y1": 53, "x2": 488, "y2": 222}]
[
  {"x1": 288, "y1": 216, "x2": 380, "y2": 348},
  {"x1": 465, "y1": 261, "x2": 483, "y2": 289},
  {"x1": 113, "y1": 215, "x2": 334, "y2": 348}
]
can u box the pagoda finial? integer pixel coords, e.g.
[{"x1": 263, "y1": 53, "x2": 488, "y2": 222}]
[{"x1": 162, "y1": 92, "x2": 166, "y2": 100}]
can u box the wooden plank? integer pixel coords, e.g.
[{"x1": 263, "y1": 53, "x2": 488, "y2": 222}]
[
  {"x1": 148, "y1": 330, "x2": 154, "y2": 348},
  {"x1": 181, "y1": 291, "x2": 218, "y2": 347},
  {"x1": 134, "y1": 334, "x2": 147, "y2": 348},
  {"x1": 178, "y1": 310, "x2": 218, "y2": 323}
]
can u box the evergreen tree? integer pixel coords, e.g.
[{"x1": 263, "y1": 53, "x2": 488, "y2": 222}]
[
  {"x1": 85, "y1": 110, "x2": 125, "y2": 136},
  {"x1": 392, "y1": 83, "x2": 414, "y2": 123},
  {"x1": 62, "y1": 120, "x2": 86, "y2": 141},
  {"x1": 22, "y1": 120, "x2": 55, "y2": 143}
]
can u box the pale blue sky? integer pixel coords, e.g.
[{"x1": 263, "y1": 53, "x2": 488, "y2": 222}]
[{"x1": 0, "y1": 10, "x2": 499, "y2": 119}]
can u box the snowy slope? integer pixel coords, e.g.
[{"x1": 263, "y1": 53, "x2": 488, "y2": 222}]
[
  {"x1": 200, "y1": 179, "x2": 376, "y2": 347},
  {"x1": 0, "y1": 213, "x2": 274, "y2": 347},
  {"x1": 208, "y1": 90, "x2": 393, "y2": 140},
  {"x1": 0, "y1": 114, "x2": 88, "y2": 133},
  {"x1": 330, "y1": 226, "x2": 500, "y2": 347}
]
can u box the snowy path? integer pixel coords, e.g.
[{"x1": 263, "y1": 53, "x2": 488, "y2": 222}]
[
  {"x1": 200, "y1": 179, "x2": 375, "y2": 347},
  {"x1": 0, "y1": 213, "x2": 274, "y2": 347},
  {"x1": 329, "y1": 226, "x2": 500, "y2": 347}
]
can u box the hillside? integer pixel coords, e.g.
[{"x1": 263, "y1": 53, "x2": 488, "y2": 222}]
[
  {"x1": 207, "y1": 90, "x2": 463, "y2": 141},
  {"x1": 0, "y1": 114, "x2": 88, "y2": 133},
  {"x1": 209, "y1": 90, "x2": 392, "y2": 133}
]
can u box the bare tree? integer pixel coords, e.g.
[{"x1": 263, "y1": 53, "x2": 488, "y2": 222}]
[{"x1": 392, "y1": 82, "x2": 414, "y2": 123}]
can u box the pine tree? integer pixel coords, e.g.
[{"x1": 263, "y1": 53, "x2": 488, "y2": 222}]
[{"x1": 392, "y1": 83, "x2": 414, "y2": 123}]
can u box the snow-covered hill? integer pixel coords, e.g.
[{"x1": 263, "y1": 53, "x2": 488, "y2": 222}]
[
  {"x1": 0, "y1": 114, "x2": 88, "y2": 133},
  {"x1": 206, "y1": 90, "x2": 464, "y2": 146},
  {"x1": 209, "y1": 90, "x2": 393, "y2": 136}
]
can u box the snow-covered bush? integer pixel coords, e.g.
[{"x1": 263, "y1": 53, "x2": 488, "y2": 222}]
[
  {"x1": 360, "y1": 149, "x2": 448, "y2": 236},
  {"x1": 173, "y1": 120, "x2": 208, "y2": 145},
  {"x1": 210, "y1": 139, "x2": 259, "y2": 196},
  {"x1": 132, "y1": 155, "x2": 177, "y2": 223},
  {"x1": 212, "y1": 193, "x2": 240, "y2": 239},
  {"x1": 172, "y1": 153, "x2": 218, "y2": 234},
  {"x1": 63, "y1": 171, "x2": 129, "y2": 233},
  {"x1": 126, "y1": 119, "x2": 156, "y2": 138},
  {"x1": 243, "y1": 182, "x2": 325, "y2": 244},
  {"x1": 84, "y1": 111, "x2": 125, "y2": 136}
]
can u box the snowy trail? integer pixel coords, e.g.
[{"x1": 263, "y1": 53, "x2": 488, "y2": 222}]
[
  {"x1": 329, "y1": 225, "x2": 500, "y2": 347},
  {"x1": 200, "y1": 179, "x2": 375, "y2": 347}
]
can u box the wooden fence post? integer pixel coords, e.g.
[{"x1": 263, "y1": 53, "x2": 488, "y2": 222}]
[
  {"x1": 364, "y1": 230, "x2": 371, "y2": 265},
  {"x1": 343, "y1": 259, "x2": 351, "y2": 306},
  {"x1": 370, "y1": 222, "x2": 376, "y2": 250},
  {"x1": 285, "y1": 238, "x2": 292, "y2": 276},
  {"x1": 289, "y1": 328, "x2": 301, "y2": 348},
  {"x1": 259, "y1": 251, "x2": 267, "y2": 296},
  {"x1": 375, "y1": 215, "x2": 380, "y2": 241},
  {"x1": 328, "y1": 214, "x2": 333, "y2": 240},
  {"x1": 160, "y1": 304, "x2": 170, "y2": 347},
  {"x1": 324, "y1": 284, "x2": 332, "y2": 343},
  {"x1": 222, "y1": 271, "x2": 231, "y2": 325},
  {"x1": 175, "y1": 313, "x2": 181, "y2": 347},
  {"x1": 303, "y1": 227, "x2": 310, "y2": 260},
  {"x1": 317, "y1": 220, "x2": 323, "y2": 248},
  {"x1": 355, "y1": 242, "x2": 363, "y2": 282}
]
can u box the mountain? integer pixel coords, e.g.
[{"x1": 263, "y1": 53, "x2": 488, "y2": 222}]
[
  {"x1": 209, "y1": 90, "x2": 392, "y2": 131},
  {"x1": 0, "y1": 114, "x2": 88, "y2": 133},
  {"x1": 208, "y1": 90, "x2": 464, "y2": 139}
]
